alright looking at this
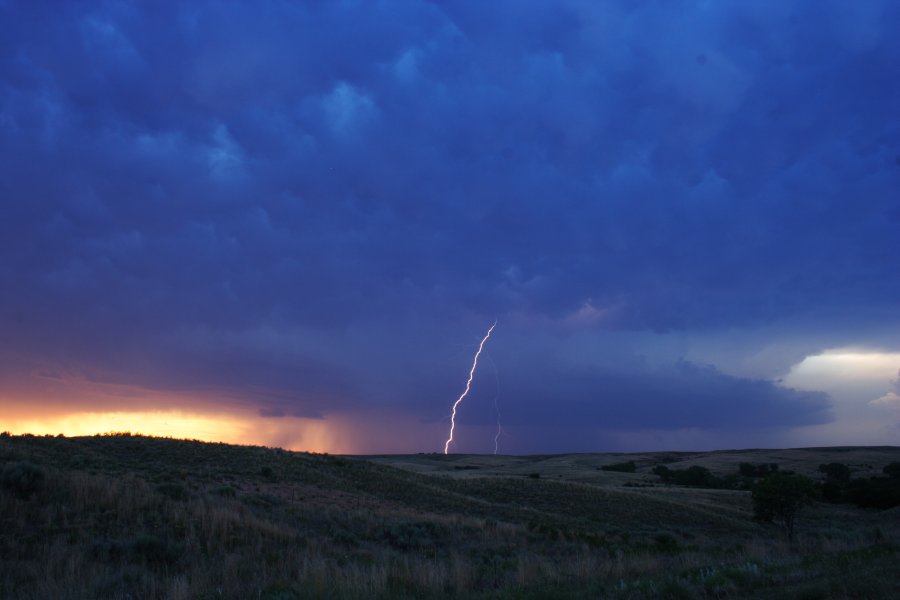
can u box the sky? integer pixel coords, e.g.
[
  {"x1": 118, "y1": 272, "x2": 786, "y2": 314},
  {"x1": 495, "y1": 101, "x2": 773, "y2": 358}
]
[{"x1": 1, "y1": 0, "x2": 899, "y2": 454}]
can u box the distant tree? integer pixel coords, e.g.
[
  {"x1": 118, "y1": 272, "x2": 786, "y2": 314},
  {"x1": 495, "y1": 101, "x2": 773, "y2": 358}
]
[
  {"x1": 652, "y1": 464, "x2": 724, "y2": 488},
  {"x1": 818, "y1": 462, "x2": 851, "y2": 483},
  {"x1": 673, "y1": 466, "x2": 720, "y2": 488},
  {"x1": 752, "y1": 472, "x2": 817, "y2": 541},
  {"x1": 652, "y1": 465, "x2": 673, "y2": 483},
  {"x1": 816, "y1": 462, "x2": 900, "y2": 509},
  {"x1": 601, "y1": 461, "x2": 636, "y2": 473}
]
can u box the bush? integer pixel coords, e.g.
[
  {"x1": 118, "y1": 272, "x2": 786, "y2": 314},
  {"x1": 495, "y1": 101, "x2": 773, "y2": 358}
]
[
  {"x1": 212, "y1": 485, "x2": 237, "y2": 498},
  {"x1": 739, "y1": 462, "x2": 779, "y2": 478},
  {"x1": 156, "y1": 482, "x2": 189, "y2": 501},
  {"x1": 653, "y1": 465, "x2": 673, "y2": 483},
  {"x1": 818, "y1": 462, "x2": 851, "y2": 483},
  {"x1": 752, "y1": 472, "x2": 817, "y2": 541},
  {"x1": 652, "y1": 465, "x2": 724, "y2": 488},
  {"x1": 380, "y1": 522, "x2": 438, "y2": 550},
  {"x1": 820, "y1": 481, "x2": 844, "y2": 503},
  {"x1": 883, "y1": 462, "x2": 900, "y2": 479},
  {"x1": 653, "y1": 533, "x2": 679, "y2": 553},
  {"x1": 1, "y1": 461, "x2": 45, "y2": 499},
  {"x1": 674, "y1": 466, "x2": 709, "y2": 487},
  {"x1": 261, "y1": 586, "x2": 300, "y2": 600},
  {"x1": 130, "y1": 533, "x2": 182, "y2": 565},
  {"x1": 844, "y1": 477, "x2": 900, "y2": 510},
  {"x1": 601, "y1": 461, "x2": 636, "y2": 473}
]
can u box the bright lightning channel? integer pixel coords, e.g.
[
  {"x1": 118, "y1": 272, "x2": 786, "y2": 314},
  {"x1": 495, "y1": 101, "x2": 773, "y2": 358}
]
[{"x1": 443, "y1": 320, "x2": 497, "y2": 454}]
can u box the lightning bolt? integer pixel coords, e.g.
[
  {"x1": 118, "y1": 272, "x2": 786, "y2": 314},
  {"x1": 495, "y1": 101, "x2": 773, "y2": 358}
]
[
  {"x1": 444, "y1": 320, "x2": 497, "y2": 454},
  {"x1": 484, "y1": 353, "x2": 502, "y2": 455}
]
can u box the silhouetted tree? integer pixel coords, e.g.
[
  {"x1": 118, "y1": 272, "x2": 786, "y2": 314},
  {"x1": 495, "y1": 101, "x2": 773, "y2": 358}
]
[
  {"x1": 652, "y1": 465, "x2": 673, "y2": 483},
  {"x1": 752, "y1": 472, "x2": 817, "y2": 542},
  {"x1": 673, "y1": 465, "x2": 720, "y2": 488}
]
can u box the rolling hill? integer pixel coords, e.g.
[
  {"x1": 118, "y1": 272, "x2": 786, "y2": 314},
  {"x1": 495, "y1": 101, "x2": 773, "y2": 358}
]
[{"x1": 1, "y1": 433, "x2": 898, "y2": 599}]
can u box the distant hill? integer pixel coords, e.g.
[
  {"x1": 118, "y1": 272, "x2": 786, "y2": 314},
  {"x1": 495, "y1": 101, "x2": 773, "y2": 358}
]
[{"x1": 2, "y1": 433, "x2": 898, "y2": 599}]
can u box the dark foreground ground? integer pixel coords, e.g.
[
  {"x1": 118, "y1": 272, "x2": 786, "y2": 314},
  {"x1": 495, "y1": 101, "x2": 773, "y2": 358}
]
[{"x1": 1, "y1": 433, "x2": 899, "y2": 599}]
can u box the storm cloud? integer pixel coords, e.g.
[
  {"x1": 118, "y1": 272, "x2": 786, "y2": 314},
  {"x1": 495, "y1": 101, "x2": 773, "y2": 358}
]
[{"x1": 2, "y1": 1, "x2": 899, "y2": 450}]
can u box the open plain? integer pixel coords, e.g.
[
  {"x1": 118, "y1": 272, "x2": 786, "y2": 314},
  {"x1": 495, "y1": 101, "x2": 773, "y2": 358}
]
[{"x1": 2, "y1": 434, "x2": 899, "y2": 599}]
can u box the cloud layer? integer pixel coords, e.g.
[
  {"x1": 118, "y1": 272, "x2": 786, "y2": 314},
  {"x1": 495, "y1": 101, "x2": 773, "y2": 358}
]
[{"x1": 2, "y1": 1, "x2": 899, "y2": 450}]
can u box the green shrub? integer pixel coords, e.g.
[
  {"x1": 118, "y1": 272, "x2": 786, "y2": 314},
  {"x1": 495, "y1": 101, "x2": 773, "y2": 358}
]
[
  {"x1": 212, "y1": 485, "x2": 237, "y2": 497},
  {"x1": 659, "y1": 579, "x2": 693, "y2": 599},
  {"x1": 844, "y1": 477, "x2": 900, "y2": 510},
  {"x1": 818, "y1": 462, "x2": 851, "y2": 483},
  {"x1": 380, "y1": 522, "x2": 438, "y2": 550},
  {"x1": 673, "y1": 466, "x2": 722, "y2": 488},
  {"x1": 601, "y1": 461, "x2": 636, "y2": 473},
  {"x1": 652, "y1": 464, "x2": 725, "y2": 488},
  {"x1": 130, "y1": 533, "x2": 182, "y2": 565},
  {"x1": 156, "y1": 482, "x2": 189, "y2": 501},
  {"x1": 1, "y1": 461, "x2": 45, "y2": 499},
  {"x1": 653, "y1": 465, "x2": 673, "y2": 483},
  {"x1": 820, "y1": 481, "x2": 844, "y2": 502},
  {"x1": 91, "y1": 538, "x2": 129, "y2": 562},
  {"x1": 739, "y1": 462, "x2": 779, "y2": 478},
  {"x1": 752, "y1": 472, "x2": 817, "y2": 541},
  {"x1": 653, "y1": 533, "x2": 679, "y2": 553},
  {"x1": 260, "y1": 586, "x2": 299, "y2": 600}
]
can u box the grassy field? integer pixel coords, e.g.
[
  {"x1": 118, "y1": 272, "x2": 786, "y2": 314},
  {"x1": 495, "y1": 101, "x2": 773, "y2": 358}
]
[{"x1": 1, "y1": 433, "x2": 899, "y2": 599}]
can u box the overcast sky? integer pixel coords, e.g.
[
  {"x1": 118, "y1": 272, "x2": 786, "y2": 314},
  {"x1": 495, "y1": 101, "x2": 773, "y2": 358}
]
[{"x1": 2, "y1": 0, "x2": 899, "y2": 453}]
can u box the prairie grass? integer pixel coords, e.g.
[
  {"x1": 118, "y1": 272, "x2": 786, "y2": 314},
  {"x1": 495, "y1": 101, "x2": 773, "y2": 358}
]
[{"x1": 1, "y1": 434, "x2": 898, "y2": 598}]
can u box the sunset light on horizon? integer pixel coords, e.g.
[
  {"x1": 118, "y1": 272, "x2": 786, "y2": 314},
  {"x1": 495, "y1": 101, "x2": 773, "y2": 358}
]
[{"x1": 1, "y1": 409, "x2": 347, "y2": 454}]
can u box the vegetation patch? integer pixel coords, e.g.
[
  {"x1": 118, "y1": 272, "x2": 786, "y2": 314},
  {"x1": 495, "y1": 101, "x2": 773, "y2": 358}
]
[
  {"x1": 1, "y1": 434, "x2": 899, "y2": 598},
  {"x1": 601, "y1": 461, "x2": 637, "y2": 473},
  {"x1": 0, "y1": 461, "x2": 45, "y2": 499}
]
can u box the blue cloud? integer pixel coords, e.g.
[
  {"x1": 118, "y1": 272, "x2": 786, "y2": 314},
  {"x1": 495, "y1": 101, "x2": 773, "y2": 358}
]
[{"x1": 2, "y1": 0, "x2": 898, "y2": 449}]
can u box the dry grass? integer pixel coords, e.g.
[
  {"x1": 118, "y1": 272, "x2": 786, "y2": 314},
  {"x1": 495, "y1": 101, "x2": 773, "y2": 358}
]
[{"x1": 1, "y1": 434, "x2": 899, "y2": 598}]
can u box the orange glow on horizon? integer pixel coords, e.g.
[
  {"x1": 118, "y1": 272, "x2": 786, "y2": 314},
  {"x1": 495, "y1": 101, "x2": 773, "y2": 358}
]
[{"x1": 1, "y1": 409, "x2": 352, "y2": 454}]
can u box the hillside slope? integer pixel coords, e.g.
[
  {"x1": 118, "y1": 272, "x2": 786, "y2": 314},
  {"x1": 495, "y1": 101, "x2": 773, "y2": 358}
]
[{"x1": 1, "y1": 434, "x2": 898, "y2": 599}]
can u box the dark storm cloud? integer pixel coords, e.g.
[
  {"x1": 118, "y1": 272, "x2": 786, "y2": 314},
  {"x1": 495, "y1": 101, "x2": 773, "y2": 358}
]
[
  {"x1": 493, "y1": 359, "x2": 831, "y2": 430},
  {"x1": 400, "y1": 332, "x2": 830, "y2": 438},
  {"x1": 2, "y1": 0, "x2": 898, "y2": 445}
]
